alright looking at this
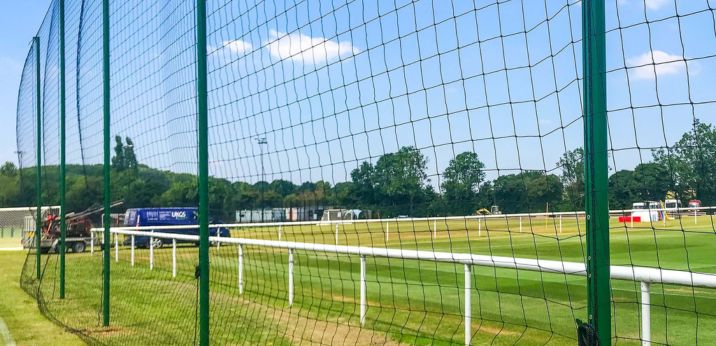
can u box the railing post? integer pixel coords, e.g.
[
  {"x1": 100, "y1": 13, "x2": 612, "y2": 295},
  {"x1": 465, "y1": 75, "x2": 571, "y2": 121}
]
[
  {"x1": 195, "y1": 0, "x2": 211, "y2": 343},
  {"x1": 641, "y1": 282, "x2": 651, "y2": 346},
  {"x1": 217, "y1": 229, "x2": 220, "y2": 249},
  {"x1": 91, "y1": 230, "x2": 94, "y2": 255},
  {"x1": 360, "y1": 255, "x2": 366, "y2": 327},
  {"x1": 149, "y1": 234, "x2": 154, "y2": 270},
  {"x1": 559, "y1": 215, "x2": 563, "y2": 234},
  {"x1": 432, "y1": 220, "x2": 437, "y2": 240},
  {"x1": 33, "y1": 36, "x2": 42, "y2": 281},
  {"x1": 114, "y1": 233, "x2": 118, "y2": 262},
  {"x1": 172, "y1": 239, "x2": 177, "y2": 278},
  {"x1": 278, "y1": 225, "x2": 282, "y2": 241},
  {"x1": 288, "y1": 248, "x2": 294, "y2": 306},
  {"x1": 335, "y1": 223, "x2": 339, "y2": 245},
  {"x1": 385, "y1": 222, "x2": 389, "y2": 242},
  {"x1": 130, "y1": 235, "x2": 134, "y2": 266},
  {"x1": 464, "y1": 264, "x2": 471, "y2": 346},
  {"x1": 58, "y1": 0, "x2": 67, "y2": 300},
  {"x1": 238, "y1": 244, "x2": 243, "y2": 294},
  {"x1": 478, "y1": 218, "x2": 481, "y2": 237},
  {"x1": 101, "y1": 0, "x2": 111, "y2": 327},
  {"x1": 519, "y1": 216, "x2": 522, "y2": 233},
  {"x1": 583, "y1": 0, "x2": 610, "y2": 342}
]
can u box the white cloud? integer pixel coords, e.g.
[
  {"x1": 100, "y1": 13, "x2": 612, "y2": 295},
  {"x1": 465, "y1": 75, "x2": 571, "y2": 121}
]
[
  {"x1": 222, "y1": 40, "x2": 253, "y2": 55},
  {"x1": 618, "y1": 0, "x2": 669, "y2": 10},
  {"x1": 627, "y1": 50, "x2": 692, "y2": 80},
  {"x1": 265, "y1": 29, "x2": 360, "y2": 64}
]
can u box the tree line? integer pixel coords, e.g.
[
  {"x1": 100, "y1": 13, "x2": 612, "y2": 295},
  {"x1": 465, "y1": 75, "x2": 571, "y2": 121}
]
[{"x1": 1, "y1": 122, "x2": 714, "y2": 220}]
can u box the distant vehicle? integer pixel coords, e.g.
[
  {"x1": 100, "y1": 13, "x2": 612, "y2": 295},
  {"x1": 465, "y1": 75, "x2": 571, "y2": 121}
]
[
  {"x1": 664, "y1": 199, "x2": 681, "y2": 210},
  {"x1": 122, "y1": 208, "x2": 229, "y2": 248},
  {"x1": 631, "y1": 201, "x2": 661, "y2": 222},
  {"x1": 490, "y1": 205, "x2": 502, "y2": 215},
  {"x1": 688, "y1": 199, "x2": 702, "y2": 210},
  {"x1": 396, "y1": 215, "x2": 410, "y2": 219}
]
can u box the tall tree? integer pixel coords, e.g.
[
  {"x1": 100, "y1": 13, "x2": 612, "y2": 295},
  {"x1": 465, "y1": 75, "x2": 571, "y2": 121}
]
[
  {"x1": 372, "y1": 146, "x2": 428, "y2": 215},
  {"x1": 442, "y1": 152, "x2": 485, "y2": 215},
  {"x1": 558, "y1": 148, "x2": 584, "y2": 209},
  {"x1": 653, "y1": 119, "x2": 716, "y2": 204},
  {"x1": 112, "y1": 136, "x2": 125, "y2": 171}
]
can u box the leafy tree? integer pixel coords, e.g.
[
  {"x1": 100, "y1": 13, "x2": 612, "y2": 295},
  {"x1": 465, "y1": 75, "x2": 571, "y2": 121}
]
[
  {"x1": 441, "y1": 152, "x2": 485, "y2": 215},
  {"x1": 608, "y1": 170, "x2": 635, "y2": 210},
  {"x1": 124, "y1": 137, "x2": 138, "y2": 174},
  {"x1": 372, "y1": 146, "x2": 428, "y2": 215},
  {"x1": 493, "y1": 171, "x2": 562, "y2": 213},
  {"x1": 653, "y1": 120, "x2": 716, "y2": 204},
  {"x1": 558, "y1": 148, "x2": 584, "y2": 209},
  {"x1": 112, "y1": 136, "x2": 125, "y2": 171},
  {"x1": 0, "y1": 162, "x2": 18, "y2": 177}
]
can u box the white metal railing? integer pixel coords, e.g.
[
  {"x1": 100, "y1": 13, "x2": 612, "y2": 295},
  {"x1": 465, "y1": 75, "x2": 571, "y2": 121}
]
[{"x1": 92, "y1": 226, "x2": 716, "y2": 346}]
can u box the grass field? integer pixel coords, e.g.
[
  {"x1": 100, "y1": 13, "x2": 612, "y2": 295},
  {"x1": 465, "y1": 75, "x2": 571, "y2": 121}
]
[
  {"x1": 22, "y1": 214, "x2": 716, "y2": 345},
  {"x1": 0, "y1": 250, "x2": 83, "y2": 345}
]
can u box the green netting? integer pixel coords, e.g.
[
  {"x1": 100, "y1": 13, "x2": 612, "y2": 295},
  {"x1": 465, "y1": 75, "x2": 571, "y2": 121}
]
[{"x1": 9, "y1": 0, "x2": 716, "y2": 345}]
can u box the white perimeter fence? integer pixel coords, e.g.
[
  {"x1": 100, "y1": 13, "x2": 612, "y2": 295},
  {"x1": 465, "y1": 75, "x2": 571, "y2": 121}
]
[{"x1": 92, "y1": 218, "x2": 716, "y2": 346}]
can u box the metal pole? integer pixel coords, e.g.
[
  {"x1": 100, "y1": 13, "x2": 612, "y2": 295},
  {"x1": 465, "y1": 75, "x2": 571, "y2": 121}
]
[
  {"x1": 288, "y1": 248, "x2": 294, "y2": 306},
  {"x1": 130, "y1": 235, "x2": 134, "y2": 266},
  {"x1": 101, "y1": 0, "x2": 111, "y2": 327},
  {"x1": 464, "y1": 264, "x2": 471, "y2": 346},
  {"x1": 149, "y1": 235, "x2": 154, "y2": 270},
  {"x1": 114, "y1": 233, "x2": 118, "y2": 262},
  {"x1": 59, "y1": 0, "x2": 67, "y2": 300},
  {"x1": 91, "y1": 230, "x2": 94, "y2": 255},
  {"x1": 172, "y1": 239, "x2": 177, "y2": 278},
  {"x1": 433, "y1": 220, "x2": 437, "y2": 240},
  {"x1": 641, "y1": 282, "x2": 651, "y2": 346},
  {"x1": 335, "y1": 223, "x2": 339, "y2": 245},
  {"x1": 238, "y1": 245, "x2": 244, "y2": 294},
  {"x1": 34, "y1": 36, "x2": 42, "y2": 281},
  {"x1": 583, "y1": 0, "x2": 610, "y2": 342},
  {"x1": 360, "y1": 255, "x2": 366, "y2": 327},
  {"x1": 196, "y1": 0, "x2": 211, "y2": 343}
]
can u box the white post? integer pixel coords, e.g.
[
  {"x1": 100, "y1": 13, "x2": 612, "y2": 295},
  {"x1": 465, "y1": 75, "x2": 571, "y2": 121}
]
[
  {"x1": 238, "y1": 245, "x2": 244, "y2": 294},
  {"x1": 641, "y1": 282, "x2": 651, "y2": 346},
  {"x1": 464, "y1": 264, "x2": 471, "y2": 346},
  {"x1": 559, "y1": 215, "x2": 563, "y2": 234},
  {"x1": 114, "y1": 233, "x2": 119, "y2": 262},
  {"x1": 149, "y1": 234, "x2": 154, "y2": 271},
  {"x1": 478, "y1": 218, "x2": 482, "y2": 237},
  {"x1": 519, "y1": 216, "x2": 522, "y2": 233},
  {"x1": 433, "y1": 220, "x2": 437, "y2": 240},
  {"x1": 631, "y1": 215, "x2": 634, "y2": 229},
  {"x1": 335, "y1": 223, "x2": 339, "y2": 245},
  {"x1": 278, "y1": 225, "x2": 282, "y2": 241},
  {"x1": 360, "y1": 255, "x2": 367, "y2": 327},
  {"x1": 172, "y1": 239, "x2": 177, "y2": 278},
  {"x1": 695, "y1": 210, "x2": 698, "y2": 225},
  {"x1": 288, "y1": 248, "x2": 294, "y2": 306},
  {"x1": 385, "y1": 222, "x2": 389, "y2": 242},
  {"x1": 91, "y1": 230, "x2": 94, "y2": 255},
  {"x1": 130, "y1": 235, "x2": 135, "y2": 267},
  {"x1": 217, "y1": 229, "x2": 221, "y2": 249}
]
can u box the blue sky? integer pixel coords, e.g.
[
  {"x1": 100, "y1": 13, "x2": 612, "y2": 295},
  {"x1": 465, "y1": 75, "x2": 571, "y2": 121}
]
[
  {"x1": 9, "y1": 0, "x2": 716, "y2": 188},
  {"x1": 0, "y1": 1, "x2": 52, "y2": 166}
]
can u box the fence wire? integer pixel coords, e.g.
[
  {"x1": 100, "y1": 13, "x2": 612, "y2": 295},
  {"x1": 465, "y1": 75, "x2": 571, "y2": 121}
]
[{"x1": 10, "y1": 0, "x2": 716, "y2": 345}]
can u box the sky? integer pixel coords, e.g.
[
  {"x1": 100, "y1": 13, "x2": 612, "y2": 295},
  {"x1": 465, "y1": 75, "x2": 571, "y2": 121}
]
[
  {"x1": 8, "y1": 0, "x2": 716, "y2": 188},
  {"x1": 0, "y1": 0, "x2": 53, "y2": 166}
]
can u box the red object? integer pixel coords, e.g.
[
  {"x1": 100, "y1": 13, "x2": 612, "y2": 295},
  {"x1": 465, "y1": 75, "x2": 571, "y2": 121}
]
[{"x1": 618, "y1": 216, "x2": 641, "y2": 223}]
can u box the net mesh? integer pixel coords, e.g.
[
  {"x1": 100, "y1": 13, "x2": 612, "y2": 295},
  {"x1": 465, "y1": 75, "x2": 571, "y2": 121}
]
[{"x1": 8, "y1": 0, "x2": 716, "y2": 345}]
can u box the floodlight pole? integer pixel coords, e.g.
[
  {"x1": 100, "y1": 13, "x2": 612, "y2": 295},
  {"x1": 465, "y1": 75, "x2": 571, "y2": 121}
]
[
  {"x1": 583, "y1": 0, "x2": 610, "y2": 344},
  {"x1": 102, "y1": 0, "x2": 111, "y2": 327},
  {"x1": 59, "y1": 0, "x2": 67, "y2": 299},
  {"x1": 196, "y1": 0, "x2": 211, "y2": 344}
]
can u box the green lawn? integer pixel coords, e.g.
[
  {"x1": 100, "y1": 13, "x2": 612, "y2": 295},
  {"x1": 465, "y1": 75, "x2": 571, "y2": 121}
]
[
  {"x1": 0, "y1": 250, "x2": 84, "y2": 345},
  {"x1": 22, "y1": 215, "x2": 716, "y2": 345}
]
